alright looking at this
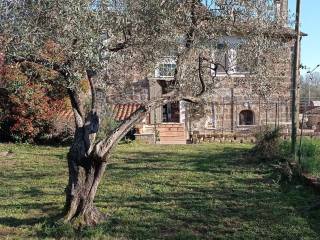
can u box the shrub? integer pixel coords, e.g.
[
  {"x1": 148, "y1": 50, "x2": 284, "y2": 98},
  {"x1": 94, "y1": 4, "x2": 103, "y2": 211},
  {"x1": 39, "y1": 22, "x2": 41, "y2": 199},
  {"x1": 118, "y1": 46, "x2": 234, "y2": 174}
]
[
  {"x1": 0, "y1": 62, "x2": 68, "y2": 143},
  {"x1": 251, "y1": 127, "x2": 284, "y2": 161},
  {"x1": 279, "y1": 140, "x2": 291, "y2": 157},
  {"x1": 96, "y1": 115, "x2": 120, "y2": 141}
]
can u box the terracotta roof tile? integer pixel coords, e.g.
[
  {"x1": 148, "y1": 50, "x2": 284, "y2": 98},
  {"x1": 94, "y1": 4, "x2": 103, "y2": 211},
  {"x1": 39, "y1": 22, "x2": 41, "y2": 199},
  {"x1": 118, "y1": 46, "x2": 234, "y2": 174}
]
[
  {"x1": 55, "y1": 109, "x2": 74, "y2": 122},
  {"x1": 55, "y1": 103, "x2": 143, "y2": 124},
  {"x1": 112, "y1": 103, "x2": 142, "y2": 121}
]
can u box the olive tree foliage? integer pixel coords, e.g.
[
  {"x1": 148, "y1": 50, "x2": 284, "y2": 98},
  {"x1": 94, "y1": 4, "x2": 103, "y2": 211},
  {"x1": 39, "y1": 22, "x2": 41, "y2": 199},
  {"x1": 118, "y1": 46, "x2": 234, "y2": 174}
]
[{"x1": 1, "y1": 0, "x2": 288, "y2": 226}]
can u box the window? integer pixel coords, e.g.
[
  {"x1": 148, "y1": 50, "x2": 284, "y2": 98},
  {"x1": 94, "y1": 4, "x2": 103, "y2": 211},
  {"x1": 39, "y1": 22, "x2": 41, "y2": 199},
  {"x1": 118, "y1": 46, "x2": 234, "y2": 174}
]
[
  {"x1": 108, "y1": 0, "x2": 126, "y2": 12},
  {"x1": 211, "y1": 43, "x2": 238, "y2": 74},
  {"x1": 227, "y1": 48, "x2": 237, "y2": 73},
  {"x1": 239, "y1": 110, "x2": 255, "y2": 125},
  {"x1": 162, "y1": 102, "x2": 180, "y2": 122},
  {"x1": 211, "y1": 37, "x2": 250, "y2": 75},
  {"x1": 158, "y1": 63, "x2": 176, "y2": 77}
]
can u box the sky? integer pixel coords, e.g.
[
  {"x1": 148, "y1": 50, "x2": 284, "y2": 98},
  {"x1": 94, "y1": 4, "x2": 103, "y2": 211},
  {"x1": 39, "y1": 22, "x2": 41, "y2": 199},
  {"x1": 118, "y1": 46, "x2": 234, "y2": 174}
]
[{"x1": 288, "y1": 0, "x2": 320, "y2": 74}]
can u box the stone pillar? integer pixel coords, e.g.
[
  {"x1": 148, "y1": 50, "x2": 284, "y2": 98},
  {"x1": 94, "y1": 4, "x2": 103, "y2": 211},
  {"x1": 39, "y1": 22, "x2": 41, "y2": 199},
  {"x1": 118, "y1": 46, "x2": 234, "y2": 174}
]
[
  {"x1": 231, "y1": 88, "x2": 234, "y2": 132},
  {"x1": 180, "y1": 101, "x2": 186, "y2": 123},
  {"x1": 149, "y1": 79, "x2": 162, "y2": 124}
]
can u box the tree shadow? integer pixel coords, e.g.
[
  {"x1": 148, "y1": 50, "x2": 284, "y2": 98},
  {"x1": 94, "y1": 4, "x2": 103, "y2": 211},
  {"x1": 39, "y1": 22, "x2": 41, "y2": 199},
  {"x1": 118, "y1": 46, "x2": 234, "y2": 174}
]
[
  {"x1": 88, "y1": 146, "x2": 320, "y2": 239},
  {"x1": 16, "y1": 151, "x2": 66, "y2": 160},
  {"x1": 2, "y1": 144, "x2": 320, "y2": 239},
  {"x1": 0, "y1": 201, "x2": 65, "y2": 239},
  {"x1": 0, "y1": 202, "x2": 62, "y2": 226}
]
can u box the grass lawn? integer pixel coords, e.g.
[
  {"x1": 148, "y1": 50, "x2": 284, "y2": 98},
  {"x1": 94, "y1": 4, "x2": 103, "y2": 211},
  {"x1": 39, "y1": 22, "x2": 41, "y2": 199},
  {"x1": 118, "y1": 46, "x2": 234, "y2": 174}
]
[
  {"x1": 299, "y1": 138, "x2": 320, "y2": 177},
  {"x1": 0, "y1": 142, "x2": 319, "y2": 239}
]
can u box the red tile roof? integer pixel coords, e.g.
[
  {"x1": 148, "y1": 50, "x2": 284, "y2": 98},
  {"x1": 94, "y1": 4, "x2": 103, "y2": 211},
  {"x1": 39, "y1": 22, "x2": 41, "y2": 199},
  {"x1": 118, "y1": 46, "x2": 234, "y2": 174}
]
[
  {"x1": 111, "y1": 103, "x2": 142, "y2": 121},
  {"x1": 56, "y1": 103, "x2": 143, "y2": 123},
  {"x1": 55, "y1": 109, "x2": 74, "y2": 122}
]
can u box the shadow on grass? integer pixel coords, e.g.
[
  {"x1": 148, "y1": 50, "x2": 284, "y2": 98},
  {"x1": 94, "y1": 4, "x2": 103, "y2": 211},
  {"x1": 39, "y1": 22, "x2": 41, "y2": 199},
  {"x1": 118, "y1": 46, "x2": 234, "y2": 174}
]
[
  {"x1": 0, "y1": 214, "x2": 61, "y2": 228},
  {"x1": 16, "y1": 151, "x2": 66, "y2": 160},
  {"x1": 93, "y1": 147, "x2": 320, "y2": 239},
  {"x1": 93, "y1": 188, "x2": 320, "y2": 240},
  {"x1": 1, "y1": 144, "x2": 320, "y2": 239},
  {"x1": 0, "y1": 202, "x2": 66, "y2": 239}
]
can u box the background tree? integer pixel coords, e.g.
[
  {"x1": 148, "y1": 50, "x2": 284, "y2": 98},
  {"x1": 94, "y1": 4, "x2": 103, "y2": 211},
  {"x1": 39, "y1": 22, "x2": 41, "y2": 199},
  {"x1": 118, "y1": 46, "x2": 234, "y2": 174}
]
[
  {"x1": 300, "y1": 72, "x2": 320, "y2": 101},
  {"x1": 1, "y1": 0, "x2": 288, "y2": 226}
]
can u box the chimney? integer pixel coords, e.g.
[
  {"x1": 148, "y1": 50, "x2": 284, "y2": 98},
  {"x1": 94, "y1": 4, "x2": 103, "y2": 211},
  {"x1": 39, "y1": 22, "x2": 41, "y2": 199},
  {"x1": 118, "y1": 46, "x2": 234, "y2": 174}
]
[
  {"x1": 281, "y1": 0, "x2": 288, "y2": 26},
  {"x1": 275, "y1": 0, "x2": 288, "y2": 26}
]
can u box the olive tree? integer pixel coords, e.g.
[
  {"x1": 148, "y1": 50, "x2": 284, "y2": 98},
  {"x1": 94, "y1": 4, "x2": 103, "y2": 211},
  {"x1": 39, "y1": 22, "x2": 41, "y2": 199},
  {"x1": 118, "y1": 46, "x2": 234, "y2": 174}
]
[{"x1": 1, "y1": 0, "x2": 288, "y2": 226}]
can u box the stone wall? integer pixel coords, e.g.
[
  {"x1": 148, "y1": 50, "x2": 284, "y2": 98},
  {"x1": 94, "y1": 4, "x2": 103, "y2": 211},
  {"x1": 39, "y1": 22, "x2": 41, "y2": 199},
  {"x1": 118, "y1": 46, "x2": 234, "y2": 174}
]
[{"x1": 187, "y1": 96, "x2": 291, "y2": 134}]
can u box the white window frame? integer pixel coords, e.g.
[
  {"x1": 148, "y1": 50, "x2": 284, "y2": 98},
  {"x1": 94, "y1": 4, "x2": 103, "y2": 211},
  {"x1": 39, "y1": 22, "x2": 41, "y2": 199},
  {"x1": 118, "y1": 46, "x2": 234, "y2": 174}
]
[
  {"x1": 155, "y1": 57, "x2": 176, "y2": 78},
  {"x1": 211, "y1": 37, "x2": 249, "y2": 77}
]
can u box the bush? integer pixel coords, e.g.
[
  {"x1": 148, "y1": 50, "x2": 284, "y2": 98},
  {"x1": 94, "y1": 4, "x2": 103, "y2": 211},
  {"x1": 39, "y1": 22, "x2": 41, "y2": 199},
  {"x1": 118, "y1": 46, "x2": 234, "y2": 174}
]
[
  {"x1": 96, "y1": 115, "x2": 120, "y2": 141},
  {"x1": 36, "y1": 126, "x2": 75, "y2": 146},
  {"x1": 0, "y1": 61, "x2": 68, "y2": 143},
  {"x1": 279, "y1": 140, "x2": 291, "y2": 157},
  {"x1": 251, "y1": 127, "x2": 284, "y2": 161}
]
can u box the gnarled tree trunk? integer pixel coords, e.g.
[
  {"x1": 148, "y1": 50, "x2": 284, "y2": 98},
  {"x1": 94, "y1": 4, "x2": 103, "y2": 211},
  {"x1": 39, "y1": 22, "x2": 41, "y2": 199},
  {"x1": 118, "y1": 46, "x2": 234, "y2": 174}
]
[
  {"x1": 63, "y1": 91, "x2": 149, "y2": 226},
  {"x1": 64, "y1": 137, "x2": 108, "y2": 226},
  {"x1": 62, "y1": 71, "x2": 200, "y2": 226}
]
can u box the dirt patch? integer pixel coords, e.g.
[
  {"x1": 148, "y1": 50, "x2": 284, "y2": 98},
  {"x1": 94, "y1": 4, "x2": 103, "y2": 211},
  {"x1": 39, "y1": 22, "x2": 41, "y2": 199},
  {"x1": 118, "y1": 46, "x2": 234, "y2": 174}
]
[
  {"x1": 0, "y1": 151, "x2": 15, "y2": 158},
  {"x1": 0, "y1": 226, "x2": 24, "y2": 238}
]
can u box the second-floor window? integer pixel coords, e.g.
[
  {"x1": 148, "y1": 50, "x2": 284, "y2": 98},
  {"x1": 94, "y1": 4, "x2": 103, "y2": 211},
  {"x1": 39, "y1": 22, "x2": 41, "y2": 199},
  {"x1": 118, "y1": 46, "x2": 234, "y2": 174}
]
[
  {"x1": 212, "y1": 43, "x2": 237, "y2": 74},
  {"x1": 108, "y1": 0, "x2": 126, "y2": 12},
  {"x1": 158, "y1": 63, "x2": 176, "y2": 77},
  {"x1": 211, "y1": 37, "x2": 249, "y2": 75}
]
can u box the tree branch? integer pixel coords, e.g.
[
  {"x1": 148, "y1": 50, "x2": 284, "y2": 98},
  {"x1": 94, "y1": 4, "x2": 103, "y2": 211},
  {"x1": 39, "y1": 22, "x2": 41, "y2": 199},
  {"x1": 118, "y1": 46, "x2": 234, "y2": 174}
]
[
  {"x1": 105, "y1": 27, "x2": 131, "y2": 52},
  {"x1": 86, "y1": 69, "x2": 97, "y2": 111},
  {"x1": 185, "y1": 0, "x2": 197, "y2": 49},
  {"x1": 197, "y1": 54, "x2": 206, "y2": 97},
  {"x1": 67, "y1": 88, "x2": 85, "y2": 128},
  {"x1": 200, "y1": 56, "x2": 230, "y2": 82},
  {"x1": 107, "y1": 42, "x2": 128, "y2": 52},
  {"x1": 9, "y1": 55, "x2": 65, "y2": 74}
]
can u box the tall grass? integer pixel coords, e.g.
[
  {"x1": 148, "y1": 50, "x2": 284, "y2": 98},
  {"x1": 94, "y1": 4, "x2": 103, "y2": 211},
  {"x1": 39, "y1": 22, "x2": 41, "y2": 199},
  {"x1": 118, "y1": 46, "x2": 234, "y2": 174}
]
[
  {"x1": 279, "y1": 138, "x2": 320, "y2": 177},
  {"x1": 298, "y1": 138, "x2": 320, "y2": 177},
  {"x1": 251, "y1": 127, "x2": 283, "y2": 161},
  {"x1": 251, "y1": 127, "x2": 320, "y2": 177}
]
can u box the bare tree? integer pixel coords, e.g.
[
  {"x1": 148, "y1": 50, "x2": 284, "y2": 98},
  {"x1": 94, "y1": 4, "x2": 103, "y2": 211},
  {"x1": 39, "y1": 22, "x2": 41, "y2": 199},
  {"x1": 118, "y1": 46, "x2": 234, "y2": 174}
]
[
  {"x1": 1, "y1": 0, "x2": 288, "y2": 226},
  {"x1": 301, "y1": 72, "x2": 320, "y2": 101}
]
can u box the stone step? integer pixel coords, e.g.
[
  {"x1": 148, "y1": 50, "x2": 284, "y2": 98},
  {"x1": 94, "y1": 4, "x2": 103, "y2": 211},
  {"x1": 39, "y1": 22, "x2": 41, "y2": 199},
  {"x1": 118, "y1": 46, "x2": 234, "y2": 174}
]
[
  {"x1": 159, "y1": 132, "x2": 186, "y2": 137},
  {"x1": 158, "y1": 128, "x2": 185, "y2": 133},
  {"x1": 158, "y1": 140, "x2": 187, "y2": 144},
  {"x1": 158, "y1": 136, "x2": 186, "y2": 141},
  {"x1": 156, "y1": 124, "x2": 184, "y2": 128},
  {"x1": 143, "y1": 123, "x2": 187, "y2": 144}
]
